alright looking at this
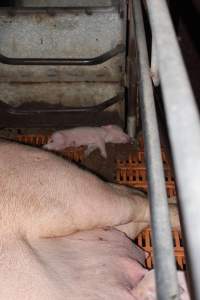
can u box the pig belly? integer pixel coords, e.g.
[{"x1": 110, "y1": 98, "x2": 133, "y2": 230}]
[{"x1": 0, "y1": 229, "x2": 147, "y2": 300}]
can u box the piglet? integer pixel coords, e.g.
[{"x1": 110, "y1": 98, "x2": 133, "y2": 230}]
[{"x1": 43, "y1": 125, "x2": 132, "y2": 158}]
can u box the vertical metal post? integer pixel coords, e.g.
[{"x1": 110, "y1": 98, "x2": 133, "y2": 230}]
[
  {"x1": 146, "y1": 0, "x2": 200, "y2": 299},
  {"x1": 133, "y1": 0, "x2": 179, "y2": 299},
  {"x1": 127, "y1": 0, "x2": 138, "y2": 139},
  {"x1": 151, "y1": 37, "x2": 160, "y2": 87}
]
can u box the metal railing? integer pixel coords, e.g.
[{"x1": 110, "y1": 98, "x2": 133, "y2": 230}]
[
  {"x1": 0, "y1": 44, "x2": 124, "y2": 66},
  {"x1": 132, "y1": 0, "x2": 200, "y2": 299},
  {"x1": 7, "y1": 94, "x2": 123, "y2": 115}
]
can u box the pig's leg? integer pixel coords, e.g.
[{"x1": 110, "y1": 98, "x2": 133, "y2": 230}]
[
  {"x1": 27, "y1": 179, "x2": 150, "y2": 239},
  {"x1": 84, "y1": 144, "x2": 98, "y2": 157},
  {"x1": 29, "y1": 182, "x2": 179, "y2": 239},
  {"x1": 83, "y1": 140, "x2": 107, "y2": 158},
  {"x1": 116, "y1": 202, "x2": 180, "y2": 240},
  {"x1": 116, "y1": 221, "x2": 149, "y2": 240},
  {"x1": 95, "y1": 138, "x2": 107, "y2": 158}
]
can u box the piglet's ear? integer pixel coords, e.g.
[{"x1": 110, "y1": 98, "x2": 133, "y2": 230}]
[{"x1": 101, "y1": 124, "x2": 114, "y2": 129}]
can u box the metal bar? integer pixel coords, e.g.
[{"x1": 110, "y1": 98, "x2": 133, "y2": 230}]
[
  {"x1": 0, "y1": 44, "x2": 124, "y2": 66},
  {"x1": 6, "y1": 94, "x2": 123, "y2": 115},
  {"x1": 127, "y1": 0, "x2": 138, "y2": 139},
  {"x1": 0, "y1": 110, "x2": 122, "y2": 128},
  {"x1": 15, "y1": 0, "x2": 121, "y2": 8},
  {"x1": 146, "y1": 0, "x2": 200, "y2": 299},
  {"x1": 0, "y1": 7, "x2": 118, "y2": 14},
  {"x1": 133, "y1": 1, "x2": 179, "y2": 299},
  {"x1": 150, "y1": 37, "x2": 160, "y2": 87}
]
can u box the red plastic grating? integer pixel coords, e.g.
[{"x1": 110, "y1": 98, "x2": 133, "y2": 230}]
[
  {"x1": 16, "y1": 134, "x2": 85, "y2": 162},
  {"x1": 116, "y1": 149, "x2": 176, "y2": 197}
]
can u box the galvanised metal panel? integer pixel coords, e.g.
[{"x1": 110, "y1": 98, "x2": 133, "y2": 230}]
[{"x1": 0, "y1": 5, "x2": 126, "y2": 113}]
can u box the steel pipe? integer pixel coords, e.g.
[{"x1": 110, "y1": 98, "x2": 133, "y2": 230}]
[
  {"x1": 7, "y1": 94, "x2": 122, "y2": 115},
  {"x1": 133, "y1": 0, "x2": 179, "y2": 299},
  {"x1": 0, "y1": 44, "x2": 124, "y2": 66},
  {"x1": 150, "y1": 37, "x2": 160, "y2": 87},
  {"x1": 15, "y1": 0, "x2": 120, "y2": 8},
  {"x1": 146, "y1": 0, "x2": 200, "y2": 299}
]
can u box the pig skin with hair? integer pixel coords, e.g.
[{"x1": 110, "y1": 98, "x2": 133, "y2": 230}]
[
  {"x1": 0, "y1": 139, "x2": 180, "y2": 240},
  {"x1": 43, "y1": 125, "x2": 132, "y2": 158},
  {"x1": 1, "y1": 228, "x2": 147, "y2": 300},
  {"x1": 0, "y1": 139, "x2": 182, "y2": 299},
  {"x1": 0, "y1": 139, "x2": 148, "y2": 240},
  {"x1": 0, "y1": 228, "x2": 189, "y2": 300}
]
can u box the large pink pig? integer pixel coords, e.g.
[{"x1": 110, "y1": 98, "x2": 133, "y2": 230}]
[{"x1": 0, "y1": 139, "x2": 181, "y2": 299}]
